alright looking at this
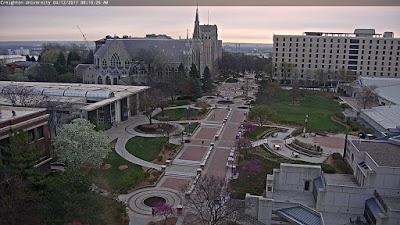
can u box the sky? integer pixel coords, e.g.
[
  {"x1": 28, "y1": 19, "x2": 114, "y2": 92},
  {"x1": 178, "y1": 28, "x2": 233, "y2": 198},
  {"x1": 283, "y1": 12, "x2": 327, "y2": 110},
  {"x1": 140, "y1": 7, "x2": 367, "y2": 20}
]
[{"x1": 0, "y1": 6, "x2": 399, "y2": 43}]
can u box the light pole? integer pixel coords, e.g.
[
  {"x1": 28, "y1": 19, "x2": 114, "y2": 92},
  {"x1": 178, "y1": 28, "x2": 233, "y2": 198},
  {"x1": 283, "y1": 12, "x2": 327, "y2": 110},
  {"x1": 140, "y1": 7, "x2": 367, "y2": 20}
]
[
  {"x1": 188, "y1": 122, "x2": 191, "y2": 136},
  {"x1": 303, "y1": 114, "x2": 309, "y2": 136}
]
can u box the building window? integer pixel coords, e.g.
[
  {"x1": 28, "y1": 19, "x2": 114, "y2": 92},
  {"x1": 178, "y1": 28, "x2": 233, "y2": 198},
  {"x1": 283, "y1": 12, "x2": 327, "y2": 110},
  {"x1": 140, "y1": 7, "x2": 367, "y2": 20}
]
[
  {"x1": 304, "y1": 181, "x2": 310, "y2": 191},
  {"x1": 37, "y1": 126, "x2": 44, "y2": 139},
  {"x1": 102, "y1": 59, "x2": 107, "y2": 66},
  {"x1": 110, "y1": 53, "x2": 121, "y2": 67}
]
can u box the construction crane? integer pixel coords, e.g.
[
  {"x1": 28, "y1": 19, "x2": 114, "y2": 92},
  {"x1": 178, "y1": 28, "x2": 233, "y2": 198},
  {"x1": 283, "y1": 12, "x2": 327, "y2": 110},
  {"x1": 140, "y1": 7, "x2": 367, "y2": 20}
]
[{"x1": 76, "y1": 25, "x2": 90, "y2": 50}]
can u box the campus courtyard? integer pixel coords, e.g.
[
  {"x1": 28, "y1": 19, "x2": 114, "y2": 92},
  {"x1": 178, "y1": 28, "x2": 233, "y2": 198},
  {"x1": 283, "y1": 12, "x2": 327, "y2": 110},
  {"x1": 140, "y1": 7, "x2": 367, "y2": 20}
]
[{"x1": 103, "y1": 75, "x2": 351, "y2": 225}]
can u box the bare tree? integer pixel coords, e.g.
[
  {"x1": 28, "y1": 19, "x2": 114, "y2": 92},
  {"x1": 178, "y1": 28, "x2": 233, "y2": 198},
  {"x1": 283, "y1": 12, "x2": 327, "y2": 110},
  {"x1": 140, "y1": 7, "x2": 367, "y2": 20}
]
[
  {"x1": 291, "y1": 70, "x2": 300, "y2": 105},
  {"x1": 357, "y1": 85, "x2": 378, "y2": 109},
  {"x1": 0, "y1": 86, "x2": 45, "y2": 107},
  {"x1": 139, "y1": 88, "x2": 165, "y2": 125},
  {"x1": 136, "y1": 47, "x2": 171, "y2": 85},
  {"x1": 184, "y1": 175, "x2": 240, "y2": 225}
]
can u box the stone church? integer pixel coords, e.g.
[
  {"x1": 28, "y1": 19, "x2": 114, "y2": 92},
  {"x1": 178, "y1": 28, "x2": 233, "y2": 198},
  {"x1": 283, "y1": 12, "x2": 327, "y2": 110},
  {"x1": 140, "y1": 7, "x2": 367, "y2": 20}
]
[{"x1": 76, "y1": 7, "x2": 222, "y2": 86}]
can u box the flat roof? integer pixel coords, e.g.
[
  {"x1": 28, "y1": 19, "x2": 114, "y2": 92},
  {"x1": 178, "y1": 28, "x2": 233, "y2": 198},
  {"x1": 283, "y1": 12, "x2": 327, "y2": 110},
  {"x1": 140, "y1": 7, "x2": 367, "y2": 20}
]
[
  {"x1": 382, "y1": 196, "x2": 400, "y2": 211},
  {"x1": 323, "y1": 174, "x2": 360, "y2": 187},
  {"x1": 0, "y1": 81, "x2": 149, "y2": 112},
  {"x1": 361, "y1": 105, "x2": 400, "y2": 130},
  {"x1": 0, "y1": 81, "x2": 149, "y2": 98},
  {"x1": 0, "y1": 105, "x2": 46, "y2": 122},
  {"x1": 350, "y1": 140, "x2": 400, "y2": 167}
]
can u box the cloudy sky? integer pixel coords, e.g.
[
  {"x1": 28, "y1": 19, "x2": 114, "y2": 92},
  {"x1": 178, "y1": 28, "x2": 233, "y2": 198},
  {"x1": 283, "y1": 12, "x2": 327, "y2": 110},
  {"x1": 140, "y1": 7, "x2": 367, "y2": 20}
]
[{"x1": 0, "y1": 6, "x2": 399, "y2": 43}]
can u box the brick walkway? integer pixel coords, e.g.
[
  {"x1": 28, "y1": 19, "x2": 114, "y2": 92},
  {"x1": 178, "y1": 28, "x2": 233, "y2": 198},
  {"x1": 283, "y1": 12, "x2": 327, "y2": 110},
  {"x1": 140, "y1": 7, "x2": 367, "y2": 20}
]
[
  {"x1": 159, "y1": 177, "x2": 191, "y2": 191},
  {"x1": 179, "y1": 145, "x2": 208, "y2": 161}
]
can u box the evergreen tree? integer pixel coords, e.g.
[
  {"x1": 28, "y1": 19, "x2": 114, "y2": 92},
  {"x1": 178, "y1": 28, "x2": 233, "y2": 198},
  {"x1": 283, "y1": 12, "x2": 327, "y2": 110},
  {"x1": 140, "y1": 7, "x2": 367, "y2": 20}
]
[
  {"x1": 189, "y1": 63, "x2": 199, "y2": 78},
  {"x1": 25, "y1": 55, "x2": 31, "y2": 61},
  {"x1": 67, "y1": 51, "x2": 81, "y2": 66},
  {"x1": 188, "y1": 77, "x2": 202, "y2": 100},
  {"x1": 54, "y1": 52, "x2": 67, "y2": 75},
  {"x1": 30, "y1": 56, "x2": 36, "y2": 62},
  {"x1": 202, "y1": 66, "x2": 212, "y2": 93},
  {"x1": 178, "y1": 63, "x2": 185, "y2": 76},
  {"x1": 0, "y1": 131, "x2": 44, "y2": 224},
  {"x1": 37, "y1": 55, "x2": 41, "y2": 62},
  {"x1": 83, "y1": 50, "x2": 94, "y2": 64},
  {"x1": 0, "y1": 130, "x2": 38, "y2": 177}
]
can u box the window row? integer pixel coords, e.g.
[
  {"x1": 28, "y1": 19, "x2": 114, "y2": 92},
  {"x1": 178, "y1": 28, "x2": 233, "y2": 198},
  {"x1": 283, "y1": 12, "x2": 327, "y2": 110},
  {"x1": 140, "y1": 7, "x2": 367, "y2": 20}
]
[{"x1": 276, "y1": 38, "x2": 400, "y2": 45}]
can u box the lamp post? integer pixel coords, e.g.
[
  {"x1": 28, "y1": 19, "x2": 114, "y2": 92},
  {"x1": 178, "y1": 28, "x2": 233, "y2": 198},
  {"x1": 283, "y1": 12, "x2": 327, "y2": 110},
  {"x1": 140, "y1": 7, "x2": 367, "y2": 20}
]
[
  {"x1": 188, "y1": 122, "x2": 191, "y2": 136},
  {"x1": 303, "y1": 114, "x2": 309, "y2": 136}
]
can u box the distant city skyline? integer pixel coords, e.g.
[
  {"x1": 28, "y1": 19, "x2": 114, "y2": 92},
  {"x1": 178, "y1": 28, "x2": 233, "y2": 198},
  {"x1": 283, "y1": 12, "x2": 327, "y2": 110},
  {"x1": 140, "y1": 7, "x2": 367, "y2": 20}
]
[{"x1": 0, "y1": 6, "x2": 399, "y2": 43}]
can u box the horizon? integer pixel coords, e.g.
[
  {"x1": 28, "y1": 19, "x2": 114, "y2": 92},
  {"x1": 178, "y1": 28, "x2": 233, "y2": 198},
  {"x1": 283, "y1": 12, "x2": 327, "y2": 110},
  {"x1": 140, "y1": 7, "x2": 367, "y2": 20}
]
[{"x1": 0, "y1": 6, "x2": 399, "y2": 43}]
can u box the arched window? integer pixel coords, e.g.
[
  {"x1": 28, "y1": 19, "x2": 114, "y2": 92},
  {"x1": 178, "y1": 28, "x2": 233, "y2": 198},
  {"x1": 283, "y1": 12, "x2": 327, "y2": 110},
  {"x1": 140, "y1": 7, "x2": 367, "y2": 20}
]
[
  {"x1": 102, "y1": 59, "x2": 107, "y2": 66},
  {"x1": 97, "y1": 76, "x2": 103, "y2": 84},
  {"x1": 122, "y1": 70, "x2": 127, "y2": 75},
  {"x1": 105, "y1": 76, "x2": 111, "y2": 85},
  {"x1": 125, "y1": 60, "x2": 130, "y2": 67},
  {"x1": 110, "y1": 53, "x2": 121, "y2": 67}
]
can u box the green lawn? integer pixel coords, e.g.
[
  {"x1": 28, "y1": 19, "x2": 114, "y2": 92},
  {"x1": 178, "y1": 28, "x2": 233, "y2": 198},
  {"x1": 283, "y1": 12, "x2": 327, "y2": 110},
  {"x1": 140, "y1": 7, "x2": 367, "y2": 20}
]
[
  {"x1": 268, "y1": 90, "x2": 346, "y2": 132},
  {"x1": 92, "y1": 150, "x2": 147, "y2": 193},
  {"x1": 244, "y1": 126, "x2": 277, "y2": 140},
  {"x1": 154, "y1": 108, "x2": 208, "y2": 121},
  {"x1": 125, "y1": 137, "x2": 167, "y2": 162}
]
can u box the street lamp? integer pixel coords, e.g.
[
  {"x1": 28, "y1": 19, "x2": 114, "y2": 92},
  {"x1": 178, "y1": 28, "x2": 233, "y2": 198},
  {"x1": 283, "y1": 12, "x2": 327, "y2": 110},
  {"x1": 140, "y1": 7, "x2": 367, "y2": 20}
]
[
  {"x1": 303, "y1": 115, "x2": 309, "y2": 136},
  {"x1": 188, "y1": 122, "x2": 192, "y2": 136}
]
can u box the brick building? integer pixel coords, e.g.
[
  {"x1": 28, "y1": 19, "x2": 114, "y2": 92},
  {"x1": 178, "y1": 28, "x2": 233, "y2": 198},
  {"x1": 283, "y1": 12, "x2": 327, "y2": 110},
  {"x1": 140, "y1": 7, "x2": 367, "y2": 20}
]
[{"x1": 0, "y1": 106, "x2": 52, "y2": 165}]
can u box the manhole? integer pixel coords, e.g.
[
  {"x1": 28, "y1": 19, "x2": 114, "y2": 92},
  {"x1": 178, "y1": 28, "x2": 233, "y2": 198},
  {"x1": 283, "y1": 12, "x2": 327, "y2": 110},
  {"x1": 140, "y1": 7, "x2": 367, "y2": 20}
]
[{"x1": 143, "y1": 196, "x2": 166, "y2": 207}]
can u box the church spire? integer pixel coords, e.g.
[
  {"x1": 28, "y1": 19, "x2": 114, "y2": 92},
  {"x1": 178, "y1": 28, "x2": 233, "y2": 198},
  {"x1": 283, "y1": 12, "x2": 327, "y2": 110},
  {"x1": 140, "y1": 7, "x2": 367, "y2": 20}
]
[{"x1": 193, "y1": 4, "x2": 200, "y2": 39}]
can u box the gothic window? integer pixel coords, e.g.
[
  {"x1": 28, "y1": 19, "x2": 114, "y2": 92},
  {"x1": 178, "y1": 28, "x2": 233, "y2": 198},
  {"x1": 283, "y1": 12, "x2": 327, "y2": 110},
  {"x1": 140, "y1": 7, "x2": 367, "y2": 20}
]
[
  {"x1": 97, "y1": 76, "x2": 103, "y2": 84},
  {"x1": 122, "y1": 70, "x2": 127, "y2": 75},
  {"x1": 102, "y1": 59, "x2": 107, "y2": 66},
  {"x1": 110, "y1": 53, "x2": 121, "y2": 67},
  {"x1": 125, "y1": 60, "x2": 130, "y2": 67}
]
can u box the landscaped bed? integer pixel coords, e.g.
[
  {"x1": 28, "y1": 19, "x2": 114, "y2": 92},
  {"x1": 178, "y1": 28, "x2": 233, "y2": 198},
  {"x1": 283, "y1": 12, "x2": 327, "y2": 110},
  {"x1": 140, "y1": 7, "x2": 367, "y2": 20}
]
[{"x1": 154, "y1": 108, "x2": 208, "y2": 121}]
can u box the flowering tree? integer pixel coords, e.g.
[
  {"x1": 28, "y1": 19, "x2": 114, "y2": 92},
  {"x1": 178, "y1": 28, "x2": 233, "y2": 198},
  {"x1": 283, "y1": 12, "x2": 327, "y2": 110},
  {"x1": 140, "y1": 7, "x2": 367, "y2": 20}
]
[
  {"x1": 241, "y1": 121, "x2": 255, "y2": 133},
  {"x1": 235, "y1": 137, "x2": 253, "y2": 156},
  {"x1": 241, "y1": 159, "x2": 262, "y2": 175},
  {"x1": 53, "y1": 118, "x2": 111, "y2": 171},
  {"x1": 154, "y1": 203, "x2": 175, "y2": 225}
]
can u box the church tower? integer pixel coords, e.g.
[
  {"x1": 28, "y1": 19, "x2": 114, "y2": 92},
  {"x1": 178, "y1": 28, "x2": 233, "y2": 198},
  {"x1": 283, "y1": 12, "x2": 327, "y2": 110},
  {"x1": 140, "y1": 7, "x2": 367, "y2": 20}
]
[{"x1": 193, "y1": 5, "x2": 201, "y2": 40}]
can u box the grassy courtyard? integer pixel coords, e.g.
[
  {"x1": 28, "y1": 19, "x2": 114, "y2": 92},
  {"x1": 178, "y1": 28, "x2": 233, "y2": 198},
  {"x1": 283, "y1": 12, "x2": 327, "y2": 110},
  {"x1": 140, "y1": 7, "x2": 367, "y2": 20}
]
[
  {"x1": 125, "y1": 137, "x2": 167, "y2": 162},
  {"x1": 92, "y1": 149, "x2": 147, "y2": 193},
  {"x1": 268, "y1": 90, "x2": 346, "y2": 133},
  {"x1": 154, "y1": 108, "x2": 208, "y2": 121}
]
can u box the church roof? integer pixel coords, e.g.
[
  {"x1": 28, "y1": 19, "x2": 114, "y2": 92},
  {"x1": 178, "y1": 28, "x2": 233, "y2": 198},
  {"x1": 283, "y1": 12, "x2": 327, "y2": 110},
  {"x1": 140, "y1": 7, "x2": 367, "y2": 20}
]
[{"x1": 94, "y1": 39, "x2": 188, "y2": 64}]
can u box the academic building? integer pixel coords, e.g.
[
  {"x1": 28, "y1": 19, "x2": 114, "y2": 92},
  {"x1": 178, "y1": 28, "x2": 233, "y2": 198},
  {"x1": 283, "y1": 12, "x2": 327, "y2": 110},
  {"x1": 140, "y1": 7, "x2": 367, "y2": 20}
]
[
  {"x1": 272, "y1": 29, "x2": 400, "y2": 85},
  {"x1": 76, "y1": 7, "x2": 222, "y2": 86},
  {"x1": 245, "y1": 136, "x2": 400, "y2": 225},
  {"x1": 0, "y1": 106, "x2": 52, "y2": 166}
]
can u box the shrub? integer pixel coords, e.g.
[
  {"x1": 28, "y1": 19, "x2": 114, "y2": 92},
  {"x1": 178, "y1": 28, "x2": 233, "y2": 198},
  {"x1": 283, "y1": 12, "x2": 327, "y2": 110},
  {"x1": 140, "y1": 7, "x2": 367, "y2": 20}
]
[
  {"x1": 230, "y1": 192, "x2": 246, "y2": 200},
  {"x1": 332, "y1": 152, "x2": 342, "y2": 160},
  {"x1": 321, "y1": 163, "x2": 336, "y2": 173}
]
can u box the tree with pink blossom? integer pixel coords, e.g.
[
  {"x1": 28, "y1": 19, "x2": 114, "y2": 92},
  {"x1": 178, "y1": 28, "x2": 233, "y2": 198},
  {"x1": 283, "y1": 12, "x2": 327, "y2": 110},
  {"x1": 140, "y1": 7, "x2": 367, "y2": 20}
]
[
  {"x1": 154, "y1": 203, "x2": 175, "y2": 225},
  {"x1": 235, "y1": 137, "x2": 252, "y2": 156}
]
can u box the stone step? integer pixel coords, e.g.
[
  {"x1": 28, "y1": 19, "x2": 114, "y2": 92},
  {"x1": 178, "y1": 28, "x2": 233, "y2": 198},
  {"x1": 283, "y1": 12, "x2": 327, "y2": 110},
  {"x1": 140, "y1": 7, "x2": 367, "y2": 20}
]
[
  {"x1": 172, "y1": 159, "x2": 201, "y2": 167},
  {"x1": 164, "y1": 170, "x2": 197, "y2": 178}
]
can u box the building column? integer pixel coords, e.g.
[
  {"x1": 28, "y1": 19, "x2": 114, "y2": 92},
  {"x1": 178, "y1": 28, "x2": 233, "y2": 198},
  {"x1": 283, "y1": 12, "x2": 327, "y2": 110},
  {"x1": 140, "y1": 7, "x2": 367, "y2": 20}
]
[{"x1": 115, "y1": 100, "x2": 121, "y2": 123}]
